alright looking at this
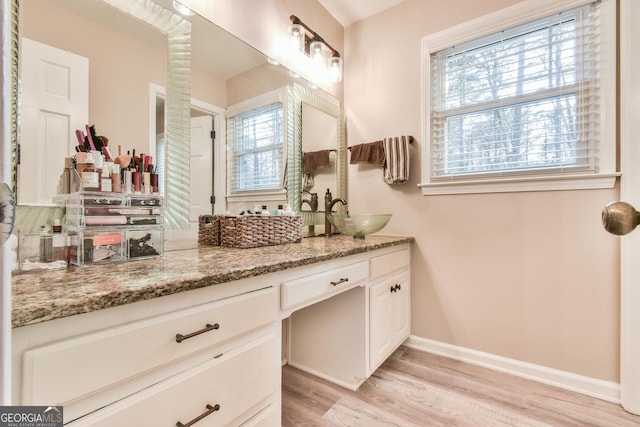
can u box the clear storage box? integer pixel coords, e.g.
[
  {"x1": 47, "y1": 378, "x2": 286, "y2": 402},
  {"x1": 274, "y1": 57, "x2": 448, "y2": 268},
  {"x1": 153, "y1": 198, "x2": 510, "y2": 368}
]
[
  {"x1": 127, "y1": 228, "x2": 164, "y2": 260},
  {"x1": 53, "y1": 191, "x2": 164, "y2": 265}
]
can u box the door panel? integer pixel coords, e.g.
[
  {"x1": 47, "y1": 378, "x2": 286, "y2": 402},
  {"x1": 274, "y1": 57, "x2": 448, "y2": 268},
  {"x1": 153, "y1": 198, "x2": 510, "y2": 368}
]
[
  {"x1": 189, "y1": 115, "x2": 213, "y2": 222},
  {"x1": 19, "y1": 38, "x2": 88, "y2": 205}
]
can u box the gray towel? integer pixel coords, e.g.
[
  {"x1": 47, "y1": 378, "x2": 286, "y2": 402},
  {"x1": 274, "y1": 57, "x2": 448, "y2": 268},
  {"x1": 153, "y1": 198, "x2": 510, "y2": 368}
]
[{"x1": 383, "y1": 136, "x2": 411, "y2": 184}]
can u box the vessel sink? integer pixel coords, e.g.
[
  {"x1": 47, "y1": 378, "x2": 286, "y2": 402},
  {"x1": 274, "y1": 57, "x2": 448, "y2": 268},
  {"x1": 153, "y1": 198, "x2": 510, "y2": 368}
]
[{"x1": 327, "y1": 214, "x2": 392, "y2": 239}]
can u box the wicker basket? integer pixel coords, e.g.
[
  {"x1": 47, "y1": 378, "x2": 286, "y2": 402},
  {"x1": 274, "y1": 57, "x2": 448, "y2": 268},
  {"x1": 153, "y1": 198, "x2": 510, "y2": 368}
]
[
  {"x1": 198, "y1": 215, "x2": 221, "y2": 245},
  {"x1": 220, "y1": 215, "x2": 302, "y2": 248}
]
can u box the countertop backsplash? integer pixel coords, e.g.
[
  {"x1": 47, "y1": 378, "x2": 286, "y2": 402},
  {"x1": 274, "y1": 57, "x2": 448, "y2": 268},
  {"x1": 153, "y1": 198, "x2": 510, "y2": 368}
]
[{"x1": 15, "y1": 206, "x2": 65, "y2": 234}]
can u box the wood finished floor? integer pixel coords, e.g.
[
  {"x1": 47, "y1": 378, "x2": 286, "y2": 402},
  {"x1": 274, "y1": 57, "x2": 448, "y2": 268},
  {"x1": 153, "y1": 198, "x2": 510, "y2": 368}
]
[{"x1": 282, "y1": 346, "x2": 640, "y2": 426}]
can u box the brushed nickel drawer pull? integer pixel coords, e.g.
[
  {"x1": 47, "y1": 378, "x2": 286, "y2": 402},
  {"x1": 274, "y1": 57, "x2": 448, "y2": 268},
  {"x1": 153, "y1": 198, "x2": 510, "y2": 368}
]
[
  {"x1": 175, "y1": 323, "x2": 220, "y2": 343},
  {"x1": 176, "y1": 403, "x2": 220, "y2": 427},
  {"x1": 330, "y1": 277, "x2": 349, "y2": 286}
]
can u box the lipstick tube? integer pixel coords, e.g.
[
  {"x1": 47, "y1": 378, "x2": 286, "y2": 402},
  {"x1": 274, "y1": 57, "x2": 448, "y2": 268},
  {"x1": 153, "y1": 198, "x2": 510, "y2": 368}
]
[{"x1": 132, "y1": 172, "x2": 141, "y2": 193}]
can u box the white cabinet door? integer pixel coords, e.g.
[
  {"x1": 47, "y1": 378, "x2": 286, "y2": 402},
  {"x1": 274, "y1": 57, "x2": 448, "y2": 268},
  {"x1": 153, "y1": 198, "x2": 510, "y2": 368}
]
[
  {"x1": 369, "y1": 269, "x2": 410, "y2": 373},
  {"x1": 369, "y1": 277, "x2": 396, "y2": 371},
  {"x1": 391, "y1": 270, "x2": 411, "y2": 347}
]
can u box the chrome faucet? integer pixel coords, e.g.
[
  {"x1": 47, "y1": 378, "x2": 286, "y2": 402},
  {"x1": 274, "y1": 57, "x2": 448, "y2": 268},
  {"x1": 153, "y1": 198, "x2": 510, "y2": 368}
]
[{"x1": 324, "y1": 188, "x2": 347, "y2": 237}]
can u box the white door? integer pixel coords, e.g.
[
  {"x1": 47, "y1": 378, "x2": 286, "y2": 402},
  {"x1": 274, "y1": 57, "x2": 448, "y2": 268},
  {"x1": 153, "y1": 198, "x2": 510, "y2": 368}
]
[
  {"x1": 189, "y1": 115, "x2": 214, "y2": 223},
  {"x1": 615, "y1": 0, "x2": 640, "y2": 415},
  {"x1": 19, "y1": 38, "x2": 88, "y2": 205}
]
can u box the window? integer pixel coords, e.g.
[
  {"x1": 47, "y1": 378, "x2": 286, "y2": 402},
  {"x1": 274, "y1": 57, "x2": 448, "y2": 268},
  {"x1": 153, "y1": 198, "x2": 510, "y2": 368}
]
[
  {"x1": 420, "y1": 0, "x2": 617, "y2": 195},
  {"x1": 226, "y1": 88, "x2": 288, "y2": 200}
]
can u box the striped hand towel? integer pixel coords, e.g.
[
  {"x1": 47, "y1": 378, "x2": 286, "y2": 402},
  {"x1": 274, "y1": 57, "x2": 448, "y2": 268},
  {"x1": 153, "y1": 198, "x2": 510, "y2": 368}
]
[{"x1": 383, "y1": 136, "x2": 411, "y2": 184}]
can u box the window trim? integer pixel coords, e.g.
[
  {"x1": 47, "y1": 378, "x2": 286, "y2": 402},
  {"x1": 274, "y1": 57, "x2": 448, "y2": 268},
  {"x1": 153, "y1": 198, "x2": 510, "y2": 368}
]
[
  {"x1": 419, "y1": 0, "x2": 618, "y2": 195},
  {"x1": 226, "y1": 87, "x2": 289, "y2": 204}
]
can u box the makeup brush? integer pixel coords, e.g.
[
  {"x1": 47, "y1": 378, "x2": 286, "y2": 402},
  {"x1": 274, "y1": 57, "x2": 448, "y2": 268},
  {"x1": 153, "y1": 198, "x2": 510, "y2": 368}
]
[{"x1": 114, "y1": 146, "x2": 131, "y2": 169}]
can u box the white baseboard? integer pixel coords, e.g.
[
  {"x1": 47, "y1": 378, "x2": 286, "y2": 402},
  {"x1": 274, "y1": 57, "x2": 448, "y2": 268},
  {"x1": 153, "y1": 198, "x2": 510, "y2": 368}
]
[{"x1": 405, "y1": 335, "x2": 620, "y2": 403}]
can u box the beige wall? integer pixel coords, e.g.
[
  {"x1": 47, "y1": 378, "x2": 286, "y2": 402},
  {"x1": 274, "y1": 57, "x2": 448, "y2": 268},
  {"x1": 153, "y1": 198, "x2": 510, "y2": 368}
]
[
  {"x1": 226, "y1": 63, "x2": 293, "y2": 106},
  {"x1": 344, "y1": 0, "x2": 621, "y2": 382}
]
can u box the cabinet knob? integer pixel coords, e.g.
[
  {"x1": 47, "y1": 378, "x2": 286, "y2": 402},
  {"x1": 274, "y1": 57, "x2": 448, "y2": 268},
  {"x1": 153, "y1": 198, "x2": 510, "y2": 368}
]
[
  {"x1": 390, "y1": 284, "x2": 401, "y2": 293},
  {"x1": 176, "y1": 403, "x2": 220, "y2": 427},
  {"x1": 175, "y1": 323, "x2": 220, "y2": 343}
]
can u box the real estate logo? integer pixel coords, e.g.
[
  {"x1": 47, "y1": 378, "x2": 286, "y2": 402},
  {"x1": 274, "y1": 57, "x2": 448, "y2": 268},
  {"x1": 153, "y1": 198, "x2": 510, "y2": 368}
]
[{"x1": 0, "y1": 406, "x2": 63, "y2": 427}]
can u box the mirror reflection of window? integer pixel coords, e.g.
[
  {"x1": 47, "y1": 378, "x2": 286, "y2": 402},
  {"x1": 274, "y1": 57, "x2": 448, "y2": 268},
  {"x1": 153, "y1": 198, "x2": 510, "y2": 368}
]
[
  {"x1": 228, "y1": 102, "x2": 284, "y2": 192},
  {"x1": 225, "y1": 87, "x2": 289, "y2": 209}
]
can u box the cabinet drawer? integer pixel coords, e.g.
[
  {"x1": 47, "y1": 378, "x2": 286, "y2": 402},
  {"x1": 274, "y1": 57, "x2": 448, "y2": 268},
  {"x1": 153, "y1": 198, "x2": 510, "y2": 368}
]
[
  {"x1": 22, "y1": 287, "x2": 277, "y2": 406},
  {"x1": 370, "y1": 248, "x2": 410, "y2": 280},
  {"x1": 281, "y1": 260, "x2": 368, "y2": 310},
  {"x1": 240, "y1": 405, "x2": 280, "y2": 427},
  {"x1": 69, "y1": 331, "x2": 280, "y2": 427}
]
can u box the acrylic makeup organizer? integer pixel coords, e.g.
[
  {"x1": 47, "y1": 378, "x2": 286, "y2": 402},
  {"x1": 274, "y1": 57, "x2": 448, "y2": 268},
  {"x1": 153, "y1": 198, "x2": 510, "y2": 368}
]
[{"x1": 54, "y1": 191, "x2": 164, "y2": 265}]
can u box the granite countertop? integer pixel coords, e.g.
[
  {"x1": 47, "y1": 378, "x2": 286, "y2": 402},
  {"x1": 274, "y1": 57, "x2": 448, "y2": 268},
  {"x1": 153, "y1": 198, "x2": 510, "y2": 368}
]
[{"x1": 12, "y1": 235, "x2": 413, "y2": 328}]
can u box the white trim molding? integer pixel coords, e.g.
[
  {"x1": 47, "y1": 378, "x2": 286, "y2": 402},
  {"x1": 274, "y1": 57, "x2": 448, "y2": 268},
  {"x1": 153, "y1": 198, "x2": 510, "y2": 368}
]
[{"x1": 406, "y1": 336, "x2": 620, "y2": 403}]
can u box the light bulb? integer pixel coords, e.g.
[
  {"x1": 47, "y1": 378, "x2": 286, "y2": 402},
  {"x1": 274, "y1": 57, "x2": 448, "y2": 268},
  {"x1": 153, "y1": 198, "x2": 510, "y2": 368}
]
[
  {"x1": 309, "y1": 40, "x2": 326, "y2": 64},
  {"x1": 309, "y1": 40, "x2": 327, "y2": 81},
  {"x1": 328, "y1": 56, "x2": 343, "y2": 82},
  {"x1": 289, "y1": 24, "x2": 305, "y2": 53}
]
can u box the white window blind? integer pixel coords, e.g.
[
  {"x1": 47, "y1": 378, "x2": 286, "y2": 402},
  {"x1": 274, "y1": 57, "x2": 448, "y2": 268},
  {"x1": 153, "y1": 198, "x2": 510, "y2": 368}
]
[
  {"x1": 430, "y1": 2, "x2": 600, "y2": 181},
  {"x1": 227, "y1": 102, "x2": 284, "y2": 193}
]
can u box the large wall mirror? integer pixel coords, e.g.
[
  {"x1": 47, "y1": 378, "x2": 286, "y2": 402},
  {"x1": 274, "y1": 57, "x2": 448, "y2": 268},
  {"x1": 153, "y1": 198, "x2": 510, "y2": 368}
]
[
  {"x1": 289, "y1": 84, "x2": 346, "y2": 236},
  {"x1": 10, "y1": 0, "x2": 345, "y2": 243}
]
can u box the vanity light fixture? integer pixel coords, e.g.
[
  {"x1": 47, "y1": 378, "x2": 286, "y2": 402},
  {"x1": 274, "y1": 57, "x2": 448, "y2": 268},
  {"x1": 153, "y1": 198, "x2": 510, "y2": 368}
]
[
  {"x1": 288, "y1": 15, "x2": 343, "y2": 83},
  {"x1": 172, "y1": 0, "x2": 194, "y2": 16}
]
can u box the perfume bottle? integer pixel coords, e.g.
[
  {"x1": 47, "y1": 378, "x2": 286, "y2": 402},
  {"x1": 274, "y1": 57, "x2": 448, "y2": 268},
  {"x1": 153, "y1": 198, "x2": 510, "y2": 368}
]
[
  {"x1": 39, "y1": 224, "x2": 52, "y2": 263},
  {"x1": 57, "y1": 157, "x2": 72, "y2": 194},
  {"x1": 81, "y1": 153, "x2": 100, "y2": 191}
]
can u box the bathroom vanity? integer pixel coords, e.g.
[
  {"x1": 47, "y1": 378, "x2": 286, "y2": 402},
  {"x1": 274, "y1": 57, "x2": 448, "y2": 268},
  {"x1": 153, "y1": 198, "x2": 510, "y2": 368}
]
[{"x1": 11, "y1": 235, "x2": 412, "y2": 426}]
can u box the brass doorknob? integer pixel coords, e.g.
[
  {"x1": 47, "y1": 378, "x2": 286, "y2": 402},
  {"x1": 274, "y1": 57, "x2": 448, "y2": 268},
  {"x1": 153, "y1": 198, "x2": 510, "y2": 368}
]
[{"x1": 602, "y1": 201, "x2": 640, "y2": 235}]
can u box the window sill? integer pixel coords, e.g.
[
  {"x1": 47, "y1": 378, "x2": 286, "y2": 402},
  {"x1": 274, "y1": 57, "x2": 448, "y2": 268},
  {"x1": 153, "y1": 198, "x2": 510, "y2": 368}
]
[
  {"x1": 226, "y1": 190, "x2": 287, "y2": 204},
  {"x1": 418, "y1": 173, "x2": 619, "y2": 195}
]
